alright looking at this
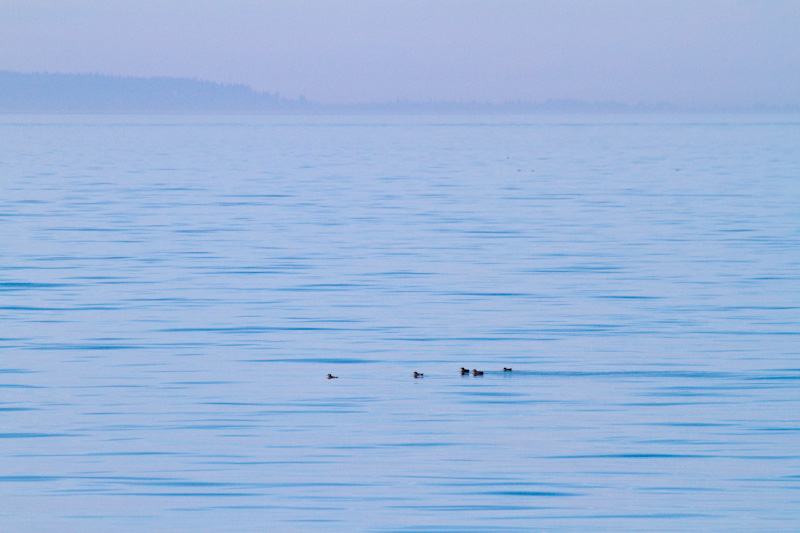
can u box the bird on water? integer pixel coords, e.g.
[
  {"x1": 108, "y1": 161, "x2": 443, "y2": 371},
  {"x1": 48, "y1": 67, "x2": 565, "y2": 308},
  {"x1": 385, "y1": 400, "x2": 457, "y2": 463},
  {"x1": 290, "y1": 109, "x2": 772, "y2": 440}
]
[
  {"x1": 414, "y1": 371, "x2": 424, "y2": 378},
  {"x1": 460, "y1": 367, "x2": 470, "y2": 375},
  {"x1": 472, "y1": 369, "x2": 483, "y2": 376},
  {"x1": 327, "y1": 374, "x2": 338, "y2": 379},
  {"x1": 504, "y1": 367, "x2": 512, "y2": 372}
]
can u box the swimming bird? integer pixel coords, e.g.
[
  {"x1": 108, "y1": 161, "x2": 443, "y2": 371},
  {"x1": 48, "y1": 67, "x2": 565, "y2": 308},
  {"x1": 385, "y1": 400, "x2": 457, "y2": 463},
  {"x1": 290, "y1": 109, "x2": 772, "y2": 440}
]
[
  {"x1": 327, "y1": 374, "x2": 338, "y2": 379},
  {"x1": 472, "y1": 369, "x2": 483, "y2": 376},
  {"x1": 461, "y1": 367, "x2": 470, "y2": 375},
  {"x1": 414, "y1": 372, "x2": 423, "y2": 378},
  {"x1": 504, "y1": 367, "x2": 512, "y2": 372}
]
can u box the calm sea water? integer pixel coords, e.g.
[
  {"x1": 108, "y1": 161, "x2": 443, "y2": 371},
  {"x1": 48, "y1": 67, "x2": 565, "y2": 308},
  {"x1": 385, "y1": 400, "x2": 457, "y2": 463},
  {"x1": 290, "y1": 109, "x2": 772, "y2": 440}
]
[{"x1": 1, "y1": 114, "x2": 798, "y2": 531}]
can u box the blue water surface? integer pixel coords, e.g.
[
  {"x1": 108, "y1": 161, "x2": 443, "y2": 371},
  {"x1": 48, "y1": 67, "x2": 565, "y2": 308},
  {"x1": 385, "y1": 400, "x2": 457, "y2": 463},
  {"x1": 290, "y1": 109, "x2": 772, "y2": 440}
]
[{"x1": 1, "y1": 114, "x2": 799, "y2": 531}]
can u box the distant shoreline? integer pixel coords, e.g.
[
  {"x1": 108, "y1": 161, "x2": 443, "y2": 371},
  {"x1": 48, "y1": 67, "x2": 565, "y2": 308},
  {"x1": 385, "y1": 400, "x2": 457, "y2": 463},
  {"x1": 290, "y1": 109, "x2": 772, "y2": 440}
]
[{"x1": 1, "y1": 71, "x2": 798, "y2": 115}]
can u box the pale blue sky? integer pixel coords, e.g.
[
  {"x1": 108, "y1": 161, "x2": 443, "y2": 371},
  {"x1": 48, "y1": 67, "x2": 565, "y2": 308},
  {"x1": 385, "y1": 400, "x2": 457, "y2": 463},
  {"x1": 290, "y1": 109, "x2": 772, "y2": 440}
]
[{"x1": 1, "y1": 0, "x2": 798, "y2": 106}]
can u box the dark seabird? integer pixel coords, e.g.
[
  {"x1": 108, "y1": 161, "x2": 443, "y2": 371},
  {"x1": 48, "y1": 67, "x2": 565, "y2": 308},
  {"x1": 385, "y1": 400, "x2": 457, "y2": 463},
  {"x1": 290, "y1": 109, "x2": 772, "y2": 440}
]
[
  {"x1": 327, "y1": 374, "x2": 338, "y2": 379},
  {"x1": 472, "y1": 369, "x2": 484, "y2": 376},
  {"x1": 504, "y1": 367, "x2": 512, "y2": 372},
  {"x1": 461, "y1": 367, "x2": 470, "y2": 375},
  {"x1": 414, "y1": 372, "x2": 424, "y2": 378}
]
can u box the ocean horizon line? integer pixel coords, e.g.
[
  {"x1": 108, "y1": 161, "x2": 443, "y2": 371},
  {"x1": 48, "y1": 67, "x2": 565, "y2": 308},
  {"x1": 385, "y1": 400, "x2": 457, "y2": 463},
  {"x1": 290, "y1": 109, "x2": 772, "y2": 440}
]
[{"x1": 2, "y1": 71, "x2": 798, "y2": 115}]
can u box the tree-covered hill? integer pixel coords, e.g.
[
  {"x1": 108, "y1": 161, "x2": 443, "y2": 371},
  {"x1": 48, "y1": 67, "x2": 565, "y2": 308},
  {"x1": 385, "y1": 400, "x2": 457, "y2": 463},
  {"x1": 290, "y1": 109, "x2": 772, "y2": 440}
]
[{"x1": 0, "y1": 71, "x2": 309, "y2": 113}]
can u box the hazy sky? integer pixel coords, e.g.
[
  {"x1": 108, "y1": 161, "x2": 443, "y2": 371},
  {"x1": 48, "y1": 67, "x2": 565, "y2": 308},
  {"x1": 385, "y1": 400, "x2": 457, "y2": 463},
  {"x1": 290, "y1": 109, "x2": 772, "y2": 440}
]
[{"x1": 1, "y1": 0, "x2": 798, "y2": 106}]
